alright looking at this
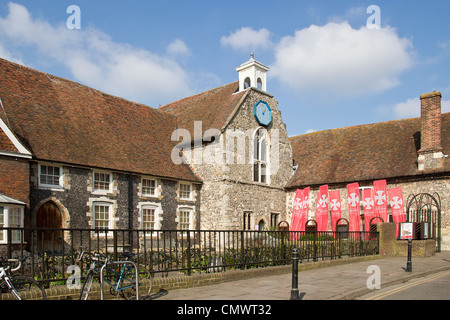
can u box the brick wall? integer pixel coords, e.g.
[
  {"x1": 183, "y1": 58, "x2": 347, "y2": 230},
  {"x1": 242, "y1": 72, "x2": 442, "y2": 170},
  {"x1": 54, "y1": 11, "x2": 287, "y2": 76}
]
[{"x1": 0, "y1": 155, "x2": 29, "y2": 204}]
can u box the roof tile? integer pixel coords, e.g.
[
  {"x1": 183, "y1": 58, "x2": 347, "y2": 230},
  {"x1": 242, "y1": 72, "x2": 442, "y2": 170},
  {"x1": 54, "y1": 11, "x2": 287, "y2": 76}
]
[
  {"x1": 0, "y1": 58, "x2": 201, "y2": 182},
  {"x1": 287, "y1": 114, "x2": 449, "y2": 188}
]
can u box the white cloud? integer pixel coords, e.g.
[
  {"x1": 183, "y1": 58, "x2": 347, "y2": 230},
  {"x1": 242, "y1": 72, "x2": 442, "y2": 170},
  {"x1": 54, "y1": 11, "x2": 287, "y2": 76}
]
[
  {"x1": 390, "y1": 96, "x2": 450, "y2": 119},
  {"x1": 0, "y1": 42, "x2": 23, "y2": 65},
  {"x1": 167, "y1": 39, "x2": 190, "y2": 57},
  {"x1": 392, "y1": 97, "x2": 420, "y2": 118},
  {"x1": 271, "y1": 21, "x2": 414, "y2": 98},
  {"x1": 221, "y1": 27, "x2": 272, "y2": 51},
  {"x1": 0, "y1": 2, "x2": 192, "y2": 106}
]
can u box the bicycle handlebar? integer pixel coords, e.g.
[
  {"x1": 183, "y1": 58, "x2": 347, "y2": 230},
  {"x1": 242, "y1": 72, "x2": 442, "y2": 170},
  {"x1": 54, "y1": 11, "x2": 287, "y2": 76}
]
[
  {"x1": 0, "y1": 258, "x2": 22, "y2": 272},
  {"x1": 78, "y1": 251, "x2": 109, "y2": 264}
]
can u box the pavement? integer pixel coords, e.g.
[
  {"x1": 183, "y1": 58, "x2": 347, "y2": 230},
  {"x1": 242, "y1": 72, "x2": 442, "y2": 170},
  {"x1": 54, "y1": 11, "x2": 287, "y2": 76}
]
[{"x1": 152, "y1": 251, "x2": 450, "y2": 300}]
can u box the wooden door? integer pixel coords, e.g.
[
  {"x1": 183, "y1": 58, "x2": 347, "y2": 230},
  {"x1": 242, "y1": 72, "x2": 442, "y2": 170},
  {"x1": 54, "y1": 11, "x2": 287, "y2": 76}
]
[{"x1": 37, "y1": 201, "x2": 63, "y2": 253}]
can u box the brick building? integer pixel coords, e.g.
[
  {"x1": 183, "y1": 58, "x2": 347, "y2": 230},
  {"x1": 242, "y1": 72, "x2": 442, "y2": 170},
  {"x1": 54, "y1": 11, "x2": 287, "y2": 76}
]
[
  {"x1": 286, "y1": 91, "x2": 449, "y2": 250},
  {"x1": 0, "y1": 55, "x2": 448, "y2": 251},
  {"x1": 0, "y1": 58, "x2": 201, "y2": 251},
  {"x1": 159, "y1": 55, "x2": 293, "y2": 230}
]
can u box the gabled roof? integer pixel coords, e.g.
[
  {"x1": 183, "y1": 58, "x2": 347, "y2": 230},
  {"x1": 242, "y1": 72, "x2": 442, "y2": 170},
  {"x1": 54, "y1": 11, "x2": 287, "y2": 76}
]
[
  {"x1": 287, "y1": 113, "x2": 450, "y2": 188},
  {"x1": 0, "y1": 58, "x2": 201, "y2": 182},
  {"x1": 158, "y1": 81, "x2": 248, "y2": 138},
  {"x1": 0, "y1": 114, "x2": 32, "y2": 158}
]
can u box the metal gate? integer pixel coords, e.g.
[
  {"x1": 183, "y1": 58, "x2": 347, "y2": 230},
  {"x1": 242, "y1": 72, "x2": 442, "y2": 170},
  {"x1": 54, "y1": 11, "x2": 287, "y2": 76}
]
[{"x1": 406, "y1": 193, "x2": 441, "y2": 252}]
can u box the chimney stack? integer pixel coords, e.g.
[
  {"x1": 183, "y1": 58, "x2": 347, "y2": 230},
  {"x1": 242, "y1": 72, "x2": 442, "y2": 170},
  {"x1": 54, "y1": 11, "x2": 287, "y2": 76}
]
[{"x1": 417, "y1": 91, "x2": 445, "y2": 171}]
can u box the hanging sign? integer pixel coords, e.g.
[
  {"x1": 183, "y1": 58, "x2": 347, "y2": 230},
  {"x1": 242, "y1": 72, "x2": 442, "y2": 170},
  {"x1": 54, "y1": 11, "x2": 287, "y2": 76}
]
[
  {"x1": 389, "y1": 187, "x2": 406, "y2": 236},
  {"x1": 362, "y1": 188, "x2": 375, "y2": 237},
  {"x1": 290, "y1": 189, "x2": 303, "y2": 232},
  {"x1": 315, "y1": 185, "x2": 329, "y2": 231},
  {"x1": 329, "y1": 190, "x2": 341, "y2": 232},
  {"x1": 373, "y1": 180, "x2": 388, "y2": 222},
  {"x1": 347, "y1": 182, "x2": 361, "y2": 232},
  {"x1": 300, "y1": 187, "x2": 310, "y2": 232}
]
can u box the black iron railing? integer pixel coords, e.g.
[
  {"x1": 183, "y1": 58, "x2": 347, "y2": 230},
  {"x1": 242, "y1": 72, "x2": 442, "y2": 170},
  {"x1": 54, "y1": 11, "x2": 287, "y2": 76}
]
[{"x1": 0, "y1": 227, "x2": 379, "y2": 286}]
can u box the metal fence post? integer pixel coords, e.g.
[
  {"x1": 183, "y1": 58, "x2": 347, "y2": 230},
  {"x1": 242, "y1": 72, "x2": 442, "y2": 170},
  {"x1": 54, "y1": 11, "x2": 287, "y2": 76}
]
[
  {"x1": 240, "y1": 230, "x2": 245, "y2": 270},
  {"x1": 187, "y1": 230, "x2": 192, "y2": 276},
  {"x1": 406, "y1": 239, "x2": 412, "y2": 272},
  {"x1": 290, "y1": 248, "x2": 299, "y2": 300}
]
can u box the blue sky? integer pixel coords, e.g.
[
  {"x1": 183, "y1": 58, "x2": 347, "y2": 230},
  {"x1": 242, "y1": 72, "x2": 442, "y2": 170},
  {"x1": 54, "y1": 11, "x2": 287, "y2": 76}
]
[{"x1": 0, "y1": 0, "x2": 449, "y2": 137}]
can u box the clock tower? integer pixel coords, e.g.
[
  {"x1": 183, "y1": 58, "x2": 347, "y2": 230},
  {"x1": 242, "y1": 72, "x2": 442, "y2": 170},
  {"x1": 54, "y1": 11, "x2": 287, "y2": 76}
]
[{"x1": 236, "y1": 54, "x2": 269, "y2": 92}]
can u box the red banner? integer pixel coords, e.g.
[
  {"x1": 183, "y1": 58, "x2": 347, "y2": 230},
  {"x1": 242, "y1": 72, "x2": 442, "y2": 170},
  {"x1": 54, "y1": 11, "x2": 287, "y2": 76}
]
[
  {"x1": 290, "y1": 189, "x2": 303, "y2": 232},
  {"x1": 373, "y1": 180, "x2": 388, "y2": 223},
  {"x1": 290, "y1": 187, "x2": 310, "y2": 240},
  {"x1": 301, "y1": 187, "x2": 310, "y2": 231},
  {"x1": 362, "y1": 188, "x2": 375, "y2": 237},
  {"x1": 329, "y1": 190, "x2": 341, "y2": 232},
  {"x1": 388, "y1": 187, "x2": 406, "y2": 236},
  {"x1": 347, "y1": 183, "x2": 360, "y2": 232},
  {"x1": 315, "y1": 185, "x2": 329, "y2": 231}
]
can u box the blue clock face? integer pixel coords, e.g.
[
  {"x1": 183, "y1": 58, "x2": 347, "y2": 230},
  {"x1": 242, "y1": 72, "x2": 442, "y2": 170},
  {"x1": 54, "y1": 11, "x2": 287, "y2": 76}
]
[{"x1": 254, "y1": 100, "x2": 272, "y2": 126}]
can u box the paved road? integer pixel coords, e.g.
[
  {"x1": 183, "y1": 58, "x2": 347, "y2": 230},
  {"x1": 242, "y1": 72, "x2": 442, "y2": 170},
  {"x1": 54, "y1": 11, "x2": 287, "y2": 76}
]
[
  {"x1": 358, "y1": 269, "x2": 450, "y2": 300},
  {"x1": 153, "y1": 252, "x2": 450, "y2": 300}
]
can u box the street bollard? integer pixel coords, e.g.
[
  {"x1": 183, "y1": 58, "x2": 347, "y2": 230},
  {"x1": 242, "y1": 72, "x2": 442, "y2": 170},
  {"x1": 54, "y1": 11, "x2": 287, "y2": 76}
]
[
  {"x1": 406, "y1": 239, "x2": 412, "y2": 272},
  {"x1": 290, "y1": 248, "x2": 299, "y2": 300}
]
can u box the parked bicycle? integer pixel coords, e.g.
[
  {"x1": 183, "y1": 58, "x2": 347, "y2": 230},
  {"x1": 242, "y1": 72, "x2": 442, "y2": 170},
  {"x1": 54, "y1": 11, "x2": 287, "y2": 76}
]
[
  {"x1": 78, "y1": 251, "x2": 152, "y2": 300},
  {"x1": 0, "y1": 257, "x2": 47, "y2": 300}
]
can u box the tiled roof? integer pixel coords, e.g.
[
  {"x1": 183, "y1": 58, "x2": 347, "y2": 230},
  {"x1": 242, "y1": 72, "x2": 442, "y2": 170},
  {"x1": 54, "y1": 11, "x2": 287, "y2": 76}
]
[
  {"x1": 0, "y1": 58, "x2": 201, "y2": 182},
  {"x1": 0, "y1": 125, "x2": 17, "y2": 153},
  {"x1": 286, "y1": 113, "x2": 450, "y2": 188},
  {"x1": 0, "y1": 193, "x2": 26, "y2": 205},
  {"x1": 158, "y1": 81, "x2": 247, "y2": 137}
]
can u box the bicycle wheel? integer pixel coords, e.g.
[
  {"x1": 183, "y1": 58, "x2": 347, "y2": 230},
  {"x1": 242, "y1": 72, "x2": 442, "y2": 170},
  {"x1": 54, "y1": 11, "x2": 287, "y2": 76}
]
[
  {"x1": 79, "y1": 270, "x2": 94, "y2": 300},
  {"x1": 135, "y1": 265, "x2": 152, "y2": 300},
  {"x1": 10, "y1": 276, "x2": 47, "y2": 300},
  {"x1": 119, "y1": 265, "x2": 152, "y2": 300}
]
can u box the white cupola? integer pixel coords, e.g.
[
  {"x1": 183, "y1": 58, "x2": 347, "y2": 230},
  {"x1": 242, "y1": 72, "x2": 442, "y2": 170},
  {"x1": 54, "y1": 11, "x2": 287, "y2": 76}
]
[{"x1": 236, "y1": 54, "x2": 269, "y2": 92}]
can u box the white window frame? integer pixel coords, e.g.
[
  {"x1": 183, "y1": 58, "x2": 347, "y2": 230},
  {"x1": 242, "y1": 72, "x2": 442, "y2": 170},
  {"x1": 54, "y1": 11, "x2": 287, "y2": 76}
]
[
  {"x1": 140, "y1": 178, "x2": 158, "y2": 197},
  {"x1": 178, "y1": 182, "x2": 192, "y2": 201},
  {"x1": 92, "y1": 171, "x2": 113, "y2": 194},
  {"x1": 0, "y1": 205, "x2": 24, "y2": 244},
  {"x1": 176, "y1": 205, "x2": 195, "y2": 234},
  {"x1": 38, "y1": 164, "x2": 63, "y2": 189},
  {"x1": 253, "y1": 128, "x2": 270, "y2": 184},
  {"x1": 138, "y1": 202, "x2": 162, "y2": 235},
  {"x1": 92, "y1": 201, "x2": 113, "y2": 235}
]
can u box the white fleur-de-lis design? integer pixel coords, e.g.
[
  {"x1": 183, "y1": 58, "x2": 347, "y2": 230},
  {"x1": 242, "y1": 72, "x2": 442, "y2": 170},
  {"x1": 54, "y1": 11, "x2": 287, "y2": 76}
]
[
  {"x1": 364, "y1": 198, "x2": 374, "y2": 209},
  {"x1": 390, "y1": 196, "x2": 403, "y2": 209},
  {"x1": 330, "y1": 199, "x2": 340, "y2": 211},
  {"x1": 348, "y1": 193, "x2": 359, "y2": 207},
  {"x1": 374, "y1": 191, "x2": 386, "y2": 205},
  {"x1": 318, "y1": 195, "x2": 328, "y2": 208},
  {"x1": 294, "y1": 197, "x2": 303, "y2": 210}
]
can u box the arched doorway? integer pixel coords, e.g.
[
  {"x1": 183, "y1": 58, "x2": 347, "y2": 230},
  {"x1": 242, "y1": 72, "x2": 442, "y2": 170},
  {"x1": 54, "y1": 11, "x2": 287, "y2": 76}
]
[
  {"x1": 406, "y1": 193, "x2": 441, "y2": 252},
  {"x1": 36, "y1": 201, "x2": 63, "y2": 253},
  {"x1": 258, "y1": 219, "x2": 265, "y2": 231}
]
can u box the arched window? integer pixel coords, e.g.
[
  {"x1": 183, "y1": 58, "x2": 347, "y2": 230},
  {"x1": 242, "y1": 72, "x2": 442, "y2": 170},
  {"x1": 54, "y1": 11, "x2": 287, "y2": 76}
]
[
  {"x1": 244, "y1": 77, "x2": 251, "y2": 89},
  {"x1": 257, "y1": 78, "x2": 263, "y2": 90},
  {"x1": 253, "y1": 128, "x2": 268, "y2": 183}
]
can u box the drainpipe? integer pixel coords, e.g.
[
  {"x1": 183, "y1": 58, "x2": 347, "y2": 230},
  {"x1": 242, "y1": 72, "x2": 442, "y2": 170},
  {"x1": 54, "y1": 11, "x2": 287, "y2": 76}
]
[{"x1": 128, "y1": 174, "x2": 134, "y2": 250}]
